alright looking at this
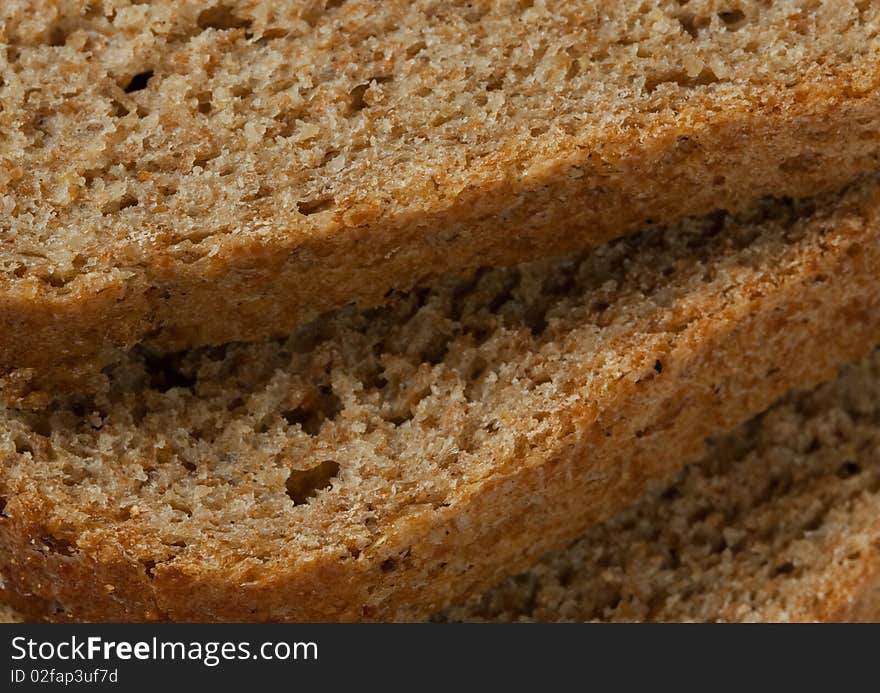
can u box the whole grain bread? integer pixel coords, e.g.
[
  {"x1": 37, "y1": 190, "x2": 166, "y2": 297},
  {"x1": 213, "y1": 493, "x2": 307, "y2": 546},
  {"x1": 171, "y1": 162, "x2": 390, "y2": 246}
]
[
  {"x1": 7, "y1": 358, "x2": 880, "y2": 624},
  {"x1": 3, "y1": 177, "x2": 880, "y2": 622},
  {"x1": 442, "y1": 352, "x2": 880, "y2": 623},
  {"x1": 3, "y1": 0, "x2": 880, "y2": 406}
]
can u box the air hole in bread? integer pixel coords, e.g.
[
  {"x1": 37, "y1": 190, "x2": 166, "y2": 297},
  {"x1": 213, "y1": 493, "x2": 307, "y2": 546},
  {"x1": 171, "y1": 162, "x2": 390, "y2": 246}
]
[
  {"x1": 196, "y1": 91, "x2": 213, "y2": 115},
  {"x1": 719, "y1": 10, "x2": 747, "y2": 30},
  {"x1": 837, "y1": 461, "x2": 862, "y2": 478},
  {"x1": 142, "y1": 560, "x2": 157, "y2": 578},
  {"x1": 0, "y1": 496, "x2": 7, "y2": 518},
  {"x1": 406, "y1": 41, "x2": 427, "y2": 59},
  {"x1": 282, "y1": 385, "x2": 342, "y2": 435},
  {"x1": 101, "y1": 193, "x2": 138, "y2": 215},
  {"x1": 484, "y1": 76, "x2": 504, "y2": 93},
  {"x1": 13, "y1": 436, "x2": 34, "y2": 456},
  {"x1": 42, "y1": 272, "x2": 70, "y2": 288},
  {"x1": 255, "y1": 27, "x2": 289, "y2": 44},
  {"x1": 385, "y1": 413, "x2": 413, "y2": 427},
  {"x1": 197, "y1": 6, "x2": 252, "y2": 32},
  {"x1": 348, "y1": 77, "x2": 390, "y2": 114},
  {"x1": 285, "y1": 460, "x2": 340, "y2": 505},
  {"x1": 110, "y1": 97, "x2": 130, "y2": 117},
  {"x1": 771, "y1": 561, "x2": 796, "y2": 577},
  {"x1": 242, "y1": 183, "x2": 271, "y2": 201},
  {"x1": 644, "y1": 66, "x2": 720, "y2": 94},
  {"x1": 40, "y1": 533, "x2": 75, "y2": 556},
  {"x1": 274, "y1": 110, "x2": 300, "y2": 138},
  {"x1": 803, "y1": 509, "x2": 826, "y2": 532},
  {"x1": 48, "y1": 25, "x2": 68, "y2": 47},
  {"x1": 677, "y1": 12, "x2": 709, "y2": 39},
  {"x1": 124, "y1": 71, "x2": 153, "y2": 93},
  {"x1": 522, "y1": 305, "x2": 549, "y2": 335},
  {"x1": 168, "y1": 499, "x2": 193, "y2": 517},
  {"x1": 297, "y1": 197, "x2": 335, "y2": 216},
  {"x1": 143, "y1": 352, "x2": 197, "y2": 393}
]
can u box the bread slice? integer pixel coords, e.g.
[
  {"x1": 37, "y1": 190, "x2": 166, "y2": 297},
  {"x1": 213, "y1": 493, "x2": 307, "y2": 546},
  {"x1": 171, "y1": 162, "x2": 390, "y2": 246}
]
[
  {"x1": 3, "y1": 176, "x2": 880, "y2": 622},
  {"x1": 8, "y1": 355, "x2": 877, "y2": 624},
  {"x1": 3, "y1": 1, "x2": 880, "y2": 407},
  {"x1": 6, "y1": 359, "x2": 880, "y2": 624},
  {"x1": 441, "y1": 352, "x2": 880, "y2": 623}
]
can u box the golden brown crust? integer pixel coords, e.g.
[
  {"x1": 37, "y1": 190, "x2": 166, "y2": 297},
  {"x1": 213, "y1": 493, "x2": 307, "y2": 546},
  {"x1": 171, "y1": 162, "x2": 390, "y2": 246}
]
[
  {"x1": 3, "y1": 553, "x2": 879, "y2": 623},
  {"x1": 4, "y1": 570, "x2": 879, "y2": 623},
  {"x1": 3, "y1": 1, "x2": 880, "y2": 405},
  {"x1": 845, "y1": 568, "x2": 880, "y2": 623},
  {"x1": 3, "y1": 179, "x2": 880, "y2": 621}
]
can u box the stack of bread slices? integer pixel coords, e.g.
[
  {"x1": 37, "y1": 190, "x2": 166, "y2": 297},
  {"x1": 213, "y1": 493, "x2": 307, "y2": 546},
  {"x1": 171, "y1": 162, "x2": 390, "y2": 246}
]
[{"x1": 2, "y1": 0, "x2": 879, "y2": 622}]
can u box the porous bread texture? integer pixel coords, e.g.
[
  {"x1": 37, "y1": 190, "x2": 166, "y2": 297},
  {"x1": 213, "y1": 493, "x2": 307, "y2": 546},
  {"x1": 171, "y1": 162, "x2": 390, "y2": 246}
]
[
  {"x1": 6, "y1": 365, "x2": 880, "y2": 626},
  {"x1": 3, "y1": 178, "x2": 880, "y2": 622},
  {"x1": 6, "y1": 361, "x2": 880, "y2": 624},
  {"x1": 441, "y1": 352, "x2": 880, "y2": 623},
  {"x1": 3, "y1": 0, "x2": 880, "y2": 406}
]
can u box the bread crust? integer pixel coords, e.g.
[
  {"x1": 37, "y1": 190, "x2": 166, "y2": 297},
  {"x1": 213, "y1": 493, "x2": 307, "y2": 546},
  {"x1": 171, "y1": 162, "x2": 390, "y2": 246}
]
[
  {"x1": 844, "y1": 564, "x2": 880, "y2": 623},
  {"x1": 3, "y1": 21, "x2": 880, "y2": 406},
  {"x1": 3, "y1": 569, "x2": 879, "y2": 623},
  {"x1": 3, "y1": 181, "x2": 880, "y2": 621}
]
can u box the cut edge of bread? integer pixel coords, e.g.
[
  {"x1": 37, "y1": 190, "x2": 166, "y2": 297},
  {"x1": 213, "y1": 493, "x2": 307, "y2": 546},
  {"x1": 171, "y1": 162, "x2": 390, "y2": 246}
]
[{"x1": 3, "y1": 178, "x2": 880, "y2": 621}]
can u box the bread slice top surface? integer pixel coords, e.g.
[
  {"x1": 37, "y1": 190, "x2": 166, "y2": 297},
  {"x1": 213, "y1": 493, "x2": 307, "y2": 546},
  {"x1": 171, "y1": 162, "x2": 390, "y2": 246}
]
[
  {"x1": 2, "y1": 172, "x2": 879, "y2": 592},
  {"x1": 440, "y1": 350, "x2": 880, "y2": 623},
  {"x1": 1, "y1": 0, "x2": 879, "y2": 291}
]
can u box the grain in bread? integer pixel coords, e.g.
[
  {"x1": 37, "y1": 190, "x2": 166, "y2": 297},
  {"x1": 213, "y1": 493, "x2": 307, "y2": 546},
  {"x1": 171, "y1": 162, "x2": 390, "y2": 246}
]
[
  {"x1": 441, "y1": 352, "x2": 880, "y2": 622},
  {"x1": 3, "y1": 0, "x2": 880, "y2": 405},
  {"x1": 3, "y1": 177, "x2": 880, "y2": 621}
]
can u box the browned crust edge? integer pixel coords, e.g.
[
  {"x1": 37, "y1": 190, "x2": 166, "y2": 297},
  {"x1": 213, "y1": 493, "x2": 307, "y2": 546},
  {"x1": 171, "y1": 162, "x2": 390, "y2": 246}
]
[
  {"x1": 841, "y1": 549, "x2": 880, "y2": 623},
  {"x1": 2, "y1": 184, "x2": 880, "y2": 621},
  {"x1": 3, "y1": 70, "x2": 880, "y2": 407}
]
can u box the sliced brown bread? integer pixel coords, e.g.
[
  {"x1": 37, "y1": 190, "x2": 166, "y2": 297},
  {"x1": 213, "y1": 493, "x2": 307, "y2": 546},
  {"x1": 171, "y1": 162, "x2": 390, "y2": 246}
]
[
  {"x1": 441, "y1": 352, "x2": 880, "y2": 623},
  {"x1": 3, "y1": 177, "x2": 880, "y2": 622},
  {"x1": 6, "y1": 355, "x2": 879, "y2": 623},
  {"x1": 3, "y1": 1, "x2": 880, "y2": 406}
]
